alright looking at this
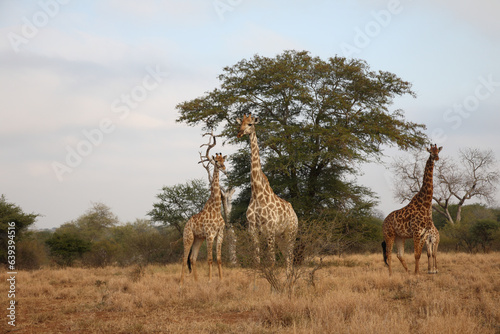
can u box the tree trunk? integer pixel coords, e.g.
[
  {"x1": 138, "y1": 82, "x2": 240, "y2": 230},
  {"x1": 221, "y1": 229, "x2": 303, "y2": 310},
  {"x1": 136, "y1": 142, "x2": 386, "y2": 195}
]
[
  {"x1": 445, "y1": 208, "x2": 455, "y2": 225},
  {"x1": 455, "y1": 204, "x2": 463, "y2": 224},
  {"x1": 221, "y1": 188, "x2": 237, "y2": 267},
  {"x1": 433, "y1": 204, "x2": 455, "y2": 225},
  {"x1": 226, "y1": 225, "x2": 238, "y2": 267}
]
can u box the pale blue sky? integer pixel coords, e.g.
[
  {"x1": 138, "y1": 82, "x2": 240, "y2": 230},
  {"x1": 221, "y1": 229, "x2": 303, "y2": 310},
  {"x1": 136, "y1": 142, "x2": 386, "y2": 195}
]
[{"x1": 1, "y1": 0, "x2": 499, "y2": 228}]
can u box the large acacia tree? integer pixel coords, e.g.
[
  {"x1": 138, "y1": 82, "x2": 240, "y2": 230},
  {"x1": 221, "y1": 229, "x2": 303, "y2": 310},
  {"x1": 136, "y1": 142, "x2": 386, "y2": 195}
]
[{"x1": 177, "y1": 50, "x2": 427, "y2": 219}]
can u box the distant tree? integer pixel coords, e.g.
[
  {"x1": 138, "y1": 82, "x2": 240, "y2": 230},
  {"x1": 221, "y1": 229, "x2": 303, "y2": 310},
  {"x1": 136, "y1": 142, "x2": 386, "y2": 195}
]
[
  {"x1": 177, "y1": 50, "x2": 427, "y2": 219},
  {"x1": 0, "y1": 195, "x2": 40, "y2": 263},
  {"x1": 46, "y1": 202, "x2": 119, "y2": 266},
  {"x1": 470, "y1": 219, "x2": 500, "y2": 253},
  {"x1": 392, "y1": 148, "x2": 499, "y2": 224},
  {"x1": 76, "y1": 202, "x2": 119, "y2": 241},
  {"x1": 45, "y1": 232, "x2": 91, "y2": 266},
  {"x1": 111, "y1": 219, "x2": 171, "y2": 265},
  {"x1": 148, "y1": 179, "x2": 209, "y2": 236},
  {"x1": 58, "y1": 202, "x2": 119, "y2": 242},
  {"x1": 441, "y1": 204, "x2": 499, "y2": 252}
]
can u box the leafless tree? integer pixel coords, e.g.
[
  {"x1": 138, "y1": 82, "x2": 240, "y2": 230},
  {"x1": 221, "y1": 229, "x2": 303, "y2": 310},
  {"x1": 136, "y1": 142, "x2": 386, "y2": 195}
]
[{"x1": 392, "y1": 147, "x2": 499, "y2": 224}]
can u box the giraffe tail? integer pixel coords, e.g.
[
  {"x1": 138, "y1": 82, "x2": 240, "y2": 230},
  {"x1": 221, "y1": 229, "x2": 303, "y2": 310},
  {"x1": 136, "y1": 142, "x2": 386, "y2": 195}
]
[
  {"x1": 187, "y1": 247, "x2": 193, "y2": 273},
  {"x1": 382, "y1": 241, "x2": 388, "y2": 266}
]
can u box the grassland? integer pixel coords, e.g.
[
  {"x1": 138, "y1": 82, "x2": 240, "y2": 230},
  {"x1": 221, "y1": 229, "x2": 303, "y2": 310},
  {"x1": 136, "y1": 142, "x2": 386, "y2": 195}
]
[{"x1": 1, "y1": 252, "x2": 499, "y2": 333}]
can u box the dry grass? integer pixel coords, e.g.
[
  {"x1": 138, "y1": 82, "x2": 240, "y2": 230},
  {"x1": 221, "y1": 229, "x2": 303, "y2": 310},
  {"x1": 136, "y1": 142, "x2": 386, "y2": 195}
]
[{"x1": 1, "y1": 252, "x2": 500, "y2": 333}]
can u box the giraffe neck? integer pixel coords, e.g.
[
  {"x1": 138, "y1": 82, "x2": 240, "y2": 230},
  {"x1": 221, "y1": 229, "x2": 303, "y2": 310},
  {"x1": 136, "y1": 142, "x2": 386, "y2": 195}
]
[
  {"x1": 204, "y1": 166, "x2": 221, "y2": 212},
  {"x1": 413, "y1": 155, "x2": 435, "y2": 210},
  {"x1": 249, "y1": 131, "x2": 272, "y2": 196}
]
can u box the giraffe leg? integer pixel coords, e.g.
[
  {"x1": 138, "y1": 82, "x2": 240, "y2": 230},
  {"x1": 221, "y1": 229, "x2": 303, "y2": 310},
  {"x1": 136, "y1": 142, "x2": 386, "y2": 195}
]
[
  {"x1": 384, "y1": 237, "x2": 395, "y2": 276},
  {"x1": 249, "y1": 226, "x2": 260, "y2": 267},
  {"x1": 395, "y1": 236, "x2": 409, "y2": 273},
  {"x1": 277, "y1": 231, "x2": 295, "y2": 280},
  {"x1": 266, "y1": 234, "x2": 276, "y2": 267},
  {"x1": 206, "y1": 237, "x2": 214, "y2": 282},
  {"x1": 180, "y1": 228, "x2": 194, "y2": 286},
  {"x1": 190, "y1": 238, "x2": 203, "y2": 281},
  {"x1": 248, "y1": 224, "x2": 260, "y2": 290},
  {"x1": 426, "y1": 237, "x2": 432, "y2": 274},
  {"x1": 433, "y1": 238, "x2": 439, "y2": 274},
  {"x1": 287, "y1": 228, "x2": 297, "y2": 281},
  {"x1": 413, "y1": 235, "x2": 424, "y2": 275},
  {"x1": 265, "y1": 234, "x2": 279, "y2": 294},
  {"x1": 216, "y1": 228, "x2": 224, "y2": 280}
]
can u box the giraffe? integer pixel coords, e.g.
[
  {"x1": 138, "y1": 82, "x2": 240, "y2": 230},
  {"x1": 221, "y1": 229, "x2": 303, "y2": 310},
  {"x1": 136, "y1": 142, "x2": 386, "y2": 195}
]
[
  {"x1": 425, "y1": 222, "x2": 439, "y2": 274},
  {"x1": 382, "y1": 144, "x2": 442, "y2": 275},
  {"x1": 236, "y1": 114, "x2": 298, "y2": 279},
  {"x1": 180, "y1": 153, "x2": 226, "y2": 285}
]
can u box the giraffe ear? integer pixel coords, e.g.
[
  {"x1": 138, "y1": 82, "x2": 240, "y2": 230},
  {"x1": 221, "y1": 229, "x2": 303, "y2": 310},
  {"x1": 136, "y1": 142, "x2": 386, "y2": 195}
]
[
  {"x1": 223, "y1": 155, "x2": 227, "y2": 160},
  {"x1": 254, "y1": 117, "x2": 260, "y2": 124},
  {"x1": 426, "y1": 147, "x2": 431, "y2": 153},
  {"x1": 236, "y1": 118, "x2": 241, "y2": 124},
  {"x1": 438, "y1": 146, "x2": 443, "y2": 152}
]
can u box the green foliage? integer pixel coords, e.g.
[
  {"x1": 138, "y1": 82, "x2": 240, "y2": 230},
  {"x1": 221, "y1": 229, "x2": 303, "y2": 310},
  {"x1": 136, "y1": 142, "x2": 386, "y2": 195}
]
[
  {"x1": 82, "y1": 239, "x2": 120, "y2": 267},
  {"x1": 177, "y1": 50, "x2": 427, "y2": 219},
  {"x1": 21, "y1": 200, "x2": 192, "y2": 268},
  {"x1": 64, "y1": 202, "x2": 119, "y2": 242},
  {"x1": 300, "y1": 206, "x2": 383, "y2": 257},
  {"x1": 459, "y1": 204, "x2": 496, "y2": 222},
  {"x1": 45, "y1": 202, "x2": 119, "y2": 266},
  {"x1": 148, "y1": 179, "x2": 209, "y2": 236},
  {"x1": 432, "y1": 204, "x2": 457, "y2": 229},
  {"x1": 111, "y1": 219, "x2": 180, "y2": 265},
  {"x1": 0, "y1": 195, "x2": 40, "y2": 263},
  {"x1": 45, "y1": 232, "x2": 92, "y2": 266},
  {"x1": 441, "y1": 204, "x2": 500, "y2": 252},
  {"x1": 470, "y1": 219, "x2": 500, "y2": 252}
]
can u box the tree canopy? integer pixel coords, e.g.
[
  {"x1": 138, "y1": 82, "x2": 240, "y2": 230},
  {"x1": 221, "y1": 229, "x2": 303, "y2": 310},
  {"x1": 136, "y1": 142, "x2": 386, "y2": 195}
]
[
  {"x1": 57, "y1": 202, "x2": 119, "y2": 242},
  {"x1": 177, "y1": 50, "x2": 427, "y2": 218},
  {"x1": 148, "y1": 179, "x2": 209, "y2": 236},
  {"x1": 0, "y1": 195, "x2": 40, "y2": 263}
]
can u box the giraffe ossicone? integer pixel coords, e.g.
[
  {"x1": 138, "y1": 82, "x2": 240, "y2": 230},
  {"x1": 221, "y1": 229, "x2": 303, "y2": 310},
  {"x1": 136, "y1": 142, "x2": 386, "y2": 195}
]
[
  {"x1": 180, "y1": 153, "x2": 226, "y2": 285},
  {"x1": 382, "y1": 144, "x2": 442, "y2": 275}
]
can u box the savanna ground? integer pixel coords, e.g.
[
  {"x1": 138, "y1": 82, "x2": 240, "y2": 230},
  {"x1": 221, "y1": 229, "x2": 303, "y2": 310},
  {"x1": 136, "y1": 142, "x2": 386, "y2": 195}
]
[{"x1": 1, "y1": 252, "x2": 499, "y2": 334}]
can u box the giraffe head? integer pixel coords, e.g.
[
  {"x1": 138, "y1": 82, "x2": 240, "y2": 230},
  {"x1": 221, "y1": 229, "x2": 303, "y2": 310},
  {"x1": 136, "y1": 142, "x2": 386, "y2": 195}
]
[
  {"x1": 236, "y1": 113, "x2": 259, "y2": 138},
  {"x1": 426, "y1": 144, "x2": 443, "y2": 161},
  {"x1": 213, "y1": 153, "x2": 227, "y2": 171}
]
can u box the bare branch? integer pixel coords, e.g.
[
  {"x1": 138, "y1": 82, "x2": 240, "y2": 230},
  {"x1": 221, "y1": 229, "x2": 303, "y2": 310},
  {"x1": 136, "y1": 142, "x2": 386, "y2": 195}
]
[
  {"x1": 197, "y1": 131, "x2": 229, "y2": 184},
  {"x1": 391, "y1": 149, "x2": 425, "y2": 203},
  {"x1": 198, "y1": 132, "x2": 228, "y2": 181}
]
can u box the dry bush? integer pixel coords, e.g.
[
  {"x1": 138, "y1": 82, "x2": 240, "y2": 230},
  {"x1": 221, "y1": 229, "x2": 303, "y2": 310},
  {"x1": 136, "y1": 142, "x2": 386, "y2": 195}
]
[{"x1": 16, "y1": 238, "x2": 50, "y2": 270}]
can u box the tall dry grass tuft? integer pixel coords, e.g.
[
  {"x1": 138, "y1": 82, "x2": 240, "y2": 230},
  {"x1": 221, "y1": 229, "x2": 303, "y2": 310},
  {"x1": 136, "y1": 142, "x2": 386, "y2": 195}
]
[{"x1": 1, "y1": 252, "x2": 499, "y2": 333}]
